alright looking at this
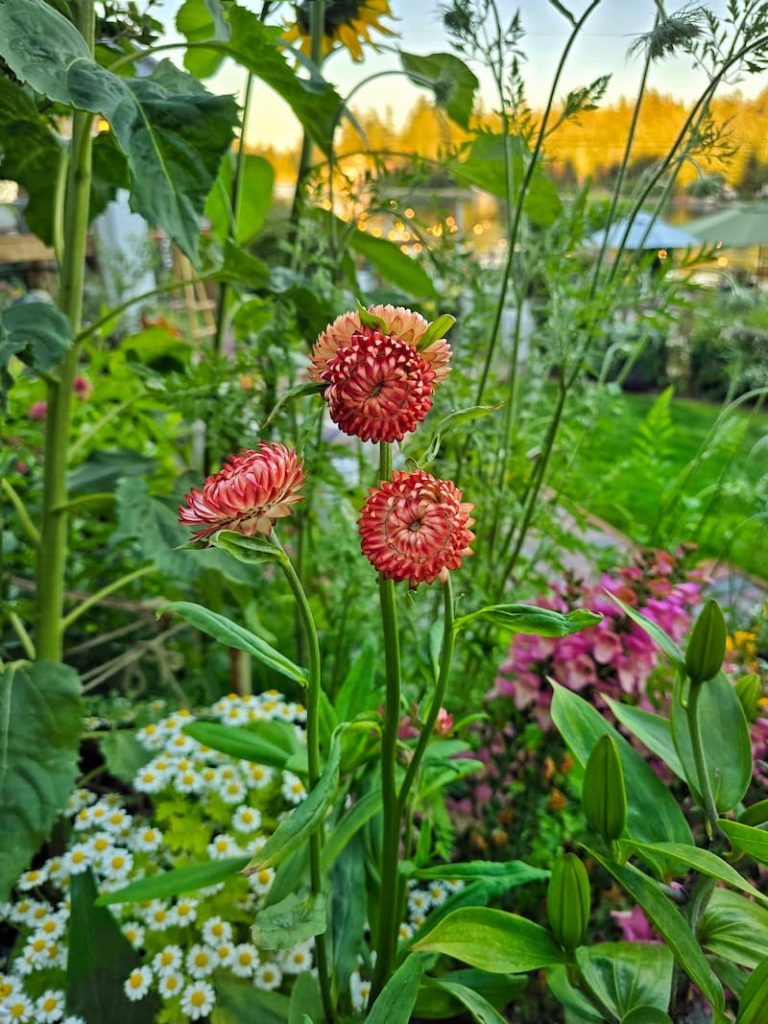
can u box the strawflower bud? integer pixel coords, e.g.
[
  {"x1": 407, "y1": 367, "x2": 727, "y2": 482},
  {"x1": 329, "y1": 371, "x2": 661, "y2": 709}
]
[
  {"x1": 582, "y1": 734, "x2": 626, "y2": 842},
  {"x1": 685, "y1": 598, "x2": 726, "y2": 685},
  {"x1": 547, "y1": 853, "x2": 590, "y2": 952}
]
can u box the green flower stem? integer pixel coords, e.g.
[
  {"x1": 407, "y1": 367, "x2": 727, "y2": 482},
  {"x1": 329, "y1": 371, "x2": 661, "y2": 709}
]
[
  {"x1": 9, "y1": 612, "x2": 36, "y2": 660},
  {"x1": 60, "y1": 564, "x2": 155, "y2": 631},
  {"x1": 276, "y1": 544, "x2": 335, "y2": 1024},
  {"x1": 687, "y1": 682, "x2": 722, "y2": 839},
  {"x1": 371, "y1": 440, "x2": 403, "y2": 1001},
  {"x1": 2, "y1": 479, "x2": 40, "y2": 546},
  {"x1": 35, "y1": 0, "x2": 95, "y2": 661}
]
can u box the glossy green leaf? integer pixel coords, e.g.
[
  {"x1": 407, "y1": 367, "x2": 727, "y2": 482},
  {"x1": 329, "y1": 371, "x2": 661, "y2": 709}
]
[
  {"x1": 288, "y1": 971, "x2": 322, "y2": 1024},
  {"x1": 414, "y1": 404, "x2": 501, "y2": 466},
  {"x1": 415, "y1": 971, "x2": 526, "y2": 1021},
  {"x1": 588, "y1": 849, "x2": 724, "y2": 1012},
  {"x1": 334, "y1": 639, "x2": 380, "y2": 722},
  {"x1": 626, "y1": 839, "x2": 767, "y2": 905},
  {"x1": 670, "y1": 674, "x2": 752, "y2": 812},
  {"x1": 349, "y1": 227, "x2": 437, "y2": 297},
  {"x1": 176, "y1": 0, "x2": 230, "y2": 77},
  {"x1": 0, "y1": 301, "x2": 73, "y2": 381},
  {"x1": 99, "y1": 730, "x2": 152, "y2": 783},
  {"x1": 400, "y1": 51, "x2": 479, "y2": 128},
  {"x1": 721, "y1": 819, "x2": 768, "y2": 864},
  {"x1": 605, "y1": 591, "x2": 684, "y2": 666},
  {"x1": 575, "y1": 942, "x2": 673, "y2": 1018},
  {"x1": 0, "y1": 661, "x2": 83, "y2": 901},
  {"x1": 211, "y1": 240, "x2": 273, "y2": 289},
  {"x1": 163, "y1": 602, "x2": 307, "y2": 685},
  {"x1": 701, "y1": 890, "x2": 768, "y2": 969},
  {"x1": 736, "y1": 952, "x2": 768, "y2": 1023},
  {"x1": 216, "y1": 980, "x2": 290, "y2": 1024},
  {"x1": 621, "y1": 1008, "x2": 673, "y2": 1024},
  {"x1": 68, "y1": 871, "x2": 159, "y2": 1023},
  {"x1": 252, "y1": 890, "x2": 326, "y2": 950},
  {"x1": 413, "y1": 907, "x2": 564, "y2": 972},
  {"x1": 418, "y1": 313, "x2": 456, "y2": 348},
  {"x1": 550, "y1": 683, "x2": 692, "y2": 844},
  {"x1": 96, "y1": 856, "x2": 249, "y2": 905},
  {"x1": 247, "y1": 733, "x2": 341, "y2": 872},
  {"x1": 331, "y1": 833, "x2": 367, "y2": 998},
  {"x1": 455, "y1": 605, "x2": 601, "y2": 637},
  {"x1": 605, "y1": 698, "x2": 685, "y2": 780},
  {"x1": 321, "y1": 789, "x2": 382, "y2": 871},
  {"x1": 431, "y1": 980, "x2": 508, "y2": 1024},
  {"x1": 210, "y1": 529, "x2": 284, "y2": 565},
  {"x1": 739, "y1": 800, "x2": 768, "y2": 827},
  {"x1": 547, "y1": 965, "x2": 602, "y2": 1023},
  {"x1": 183, "y1": 720, "x2": 294, "y2": 769},
  {"x1": 365, "y1": 954, "x2": 425, "y2": 1024},
  {"x1": 404, "y1": 859, "x2": 549, "y2": 884},
  {"x1": 206, "y1": 151, "x2": 275, "y2": 245}
]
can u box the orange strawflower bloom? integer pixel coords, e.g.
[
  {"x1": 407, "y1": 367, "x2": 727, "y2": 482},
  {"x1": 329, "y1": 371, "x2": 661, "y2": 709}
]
[{"x1": 178, "y1": 443, "x2": 303, "y2": 542}]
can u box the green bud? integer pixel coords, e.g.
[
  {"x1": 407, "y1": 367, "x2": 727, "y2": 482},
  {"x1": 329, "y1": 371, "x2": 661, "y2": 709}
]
[
  {"x1": 547, "y1": 853, "x2": 590, "y2": 952},
  {"x1": 685, "y1": 598, "x2": 726, "y2": 685},
  {"x1": 582, "y1": 734, "x2": 627, "y2": 842},
  {"x1": 735, "y1": 673, "x2": 762, "y2": 722}
]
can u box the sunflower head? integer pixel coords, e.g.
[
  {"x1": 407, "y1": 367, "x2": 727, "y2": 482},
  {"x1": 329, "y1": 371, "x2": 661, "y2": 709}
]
[{"x1": 284, "y1": 0, "x2": 396, "y2": 62}]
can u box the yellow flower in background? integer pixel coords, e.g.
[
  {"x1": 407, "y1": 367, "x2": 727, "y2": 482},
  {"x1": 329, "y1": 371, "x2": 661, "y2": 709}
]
[{"x1": 284, "y1": 0, "x2": 396, "y2": 62}]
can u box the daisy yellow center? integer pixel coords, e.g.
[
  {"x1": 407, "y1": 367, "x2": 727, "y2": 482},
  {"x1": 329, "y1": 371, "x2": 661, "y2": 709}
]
[
  {"x1": 42, "y1": 997, "x2": 57, "y2": 1011},
  {"x1": 129, "y1": 973, "x2": 143, "y2": 988},
  {"x1": 190, "y1": 991, "x2": 205, "y2": 1007}
]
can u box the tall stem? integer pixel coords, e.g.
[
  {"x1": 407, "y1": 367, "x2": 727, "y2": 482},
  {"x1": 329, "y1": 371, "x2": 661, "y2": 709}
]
[
  {"x1": 687, "y1": 683, "x2": 722, "y2": 839},
  {"x1": 36, "y1": 0, "x2": 95, "y2": 660},
  {"x1": 371, "y1": 441, "x2": 402, "y2": 999},
  {"x1": 278, "y1": 549, "x2": 335, "y2": 1023}
]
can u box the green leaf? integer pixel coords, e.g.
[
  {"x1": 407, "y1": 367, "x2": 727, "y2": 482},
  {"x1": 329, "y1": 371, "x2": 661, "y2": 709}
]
[
  {"x1": 365, "y1": 955, "x2": 425, "y2": 1024},
  {"x1": 547, "y1": 965, "x2": 603, "y2": 1023},
  {"x1": 334, "y1": 639, "x2": 380, "y2": 723},
  {"x1": 670, "y1": 674, "x2": 752, "y2": 813},
  {"x1": 252, "y1": 890, "x2": 326, "y2": 950},
  {"x1": 604, "y1": 591, "x2": 684, "y2": 667},
  {"x1": 604, "y1": 698, "x2": 685, "y2": 781},
  {"x1": 321, "y1": 789, "x2": 382, "y2": 871},
  {"x1": 0, "y1": 661, "x2": 83, "y2": 901},
  {"x1": 212, "y1": 240, "x2": 273, "y2": 288},
  {"x1": 431, "y1": 980, "x2": 508, "y2": 1024},
  {"x1": 331, "y1": 833, "x2": 367, "y2": 999},
  {"x1": 349, "y1": 228, "x2": 437, "y2": 298},
  {"x1": 210, "y1": 529, "x2": 285, "y2": 566},
  {"x1": 412, "y1": 907, "x2": 565, "y2": 972},
  {"x1": 263, "y1": 380, "x2": 326, "y2": 431},
  {"x1": 550, "y1": 683, "x2": 692, "y2": 845},
  {"x1": 454, "y1": 605, "x2": 601, "y2": 637},
  {"x1": 575, "y1": 943, "x2": 674, "y2": 1018},
  {"x1": 740, "y1": 800, "x2": 768, "y2": 827},
  {"x1": 95, "y1": 856, "x2": 249, "y2": 905},
  {"x1": 163, "y1": 601, "x2": 307, "y2": 685},
  {"x1": 183, "y1": 721, "x2": 294, "y2": 769},
  {"x1": 216, "y1": 981, "x2": 290, "y2": 1024},
  {"x1": 399, "y1": 51, "x2": 479, "y2": 128},
  {"x1": 403, "y1": 859, "x2": 549, "y2": 884},
  {"x1": 588, "y1": 849, "x2": 724, "y2": 1012},
  {"x1": 621, "y1": 1009, "x2": 673, "y2": 1024},
  {"x1": 415, "y1": 971, "x2": 526, "y2": 1021},
  {"x1": 736, "y1": 952, "x2": 768, "y2": 1024},
  {"x1": 99, "y1": 730, "x2": 152, "y2": 783},
  {"x1": 418, "y1": 313, "x2": 456, "y2": 348},
  {"x1": 69, "y1": 449, "x2": 155, "y2": 495},
  {"x1": 288, "y1": 971, "x2": 322, "y2": 1024},
  {"x1": 701, "y1": 890, "x2": 768, "y2": 969},
  {"x1": 206, "y1": 151, "x2": 275, "y2": 245},
  {"x1": 0, "y1": 301, "x2": 73, "y2": 383},
  {"x1": 625, "y1": 840, "x2": 768, "y2": 906},
  {"x1": 720, "y1": 819, "x2": 768, "y2": 864},
  {"x1": 176, "y1": 0, "x2": 230, "y2": 78},
  {"x1": 413, "y1": 404, "x2": 501, "y2": 466},
  {"x1": 67, "y1": 871, "x2": 160, "y2": 1023},
  {"x1": 247, "y1": 732, "x2": 341, "y2": 872}
]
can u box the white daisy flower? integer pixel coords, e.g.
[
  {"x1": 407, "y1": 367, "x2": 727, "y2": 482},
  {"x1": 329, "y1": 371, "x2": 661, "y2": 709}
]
[
  {"x1": 61, "y1": 1017, "x2": 87, "y2": 1024},
  {"x1": 180, "y1": 981, "x2": 214, "y2": 1020},
  {"x1": 0, "y1": 974, "x2": 23, "y2": 1000},
  {"x1": 26, "y1": 900, "x2": 55, "y2": 927},
  {"x1": 122, "y1": 921, "x2": 145, "y2": 949},
  {"x1": 167, "y1": 732, "x2": 195, "y2": 756},
  {"x1": 123, "y1": 966, "x2": 152, "y2": 1001},
  {"x1": 350, "y1": 971, "x2": 371, "y2": 1011},
  {"x1": 200, "y1": 917, "x2": 232, "y2": 946},
  {"x1": 2, "y1": 994, "x2": 34, "y2": 1021},
  {"x1": 185, "y1": 944, "x2": 215, "y2": 979},
  {"x1": 169, "y1": 898, "x2": 198, "y2": 927},
  {"x1": 231, "y1": 943, "x2": 259, "y2": 978},
  {"x1": 175, "y1": 768, "x2": 203, "y2": 795},
  {"x1": 428, "y1": 882, "x2": 448, "y2": 905},
  {"x1": 136, "y1": 723, "x2": 165, "y2": 750},
  {"x1": 207, "y1": 834, "x2": 242, "y2": 860},
  {"x1": 410, "y1": 912, "x2": 426, "y2": 928},
  {"x1": 221, "y1": 704, "x2": 250, "y2": 726},
  {"x1": 65, "y1": 788, "x2": 96, "y2": 815},
  {"x1": 260, "y1": 699, "x2": 280, "y2": 719},
  {"x1": 212, "y1": 941, "x2": 235, "y2": 969},
  {"x1": 444, "y1": 877, "x2": 465, "y2": 893},
  {"x1": 64, "y1": 845, "x2": 91, "y2": 875},
  {"x1": 281, "y1": 772, "x2": 307, "y2": 805},
  {"x1": 42, "y1": 858, "x2": 67, "y2": 887},
  {"x1": 198, "y1": 765, "x2": 219, "y2": 789},
  {"x1": 152, "y1": 945, "x2": 183, "y2": 976},
  {"x1": 133, "y1": 767, "x2": 166, "y2": 794},
  {"x1": 103, "y1": 808, "x2": 132, "y2": 836},
  {"x1": 102, "y1": 850, "x2": 133, "y2": 881},
  {"x1": 144, "y1": 900, "x2": 172, "y2": 932},
  {"x1": 232, "y1": 807, "x2": 262, "y2": 834},
  {"x1": 290, "y1": 702, "x2": 307, "y2": 722},
  {"x1": 16, "y1": 867, "x2": 48, "y2": 891},
  {"x1": 248, "y1": 867, "x2": 275, "y2": 896},
  {"x1": 7, "y1": 899, "x2": 33, "y2": 924},
  {"x1": 86, "y1": 832, "x2": 114, "y2": 864},
  {"x1": 35, "y1": 989, "x2": 65, "y2": 1022},
  {"x1": 407, "y1": 889, "x2": 432, "y2": 914},
  {"x1": 218, "y1": 779, "x2": 246, "y2": 806},
  {"x1": 254, "y1": 962, "x2": 282, "y2": 991},
  {"x1": 398, "y1": 921, "x2": 414, "y2": 941},
  {"x1": 281, "y1": 943, "x2": 313, "y2": 974},
  {"x1": 157, "y1": 971, "x2": 185, "y2": 1000},
  {"x1": 35, "y1": 915, "x2": 66, "y2": 942},
  {"x1": 132, "y1": 826, "x2": 163, "y2": 853},
  {"x1": 245, "y1": 764, "x2": 274, "y2": 790}
]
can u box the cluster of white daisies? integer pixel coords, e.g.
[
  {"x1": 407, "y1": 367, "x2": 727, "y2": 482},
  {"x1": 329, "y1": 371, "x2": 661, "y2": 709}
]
[{"x1": 1, "y1": 690, "x2": 462, "y2": 1022}]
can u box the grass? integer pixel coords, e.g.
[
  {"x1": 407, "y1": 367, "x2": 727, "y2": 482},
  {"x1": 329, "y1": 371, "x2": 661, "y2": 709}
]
[{"x1": 556, "y1": 388, "x2": 768, "y2": 580}]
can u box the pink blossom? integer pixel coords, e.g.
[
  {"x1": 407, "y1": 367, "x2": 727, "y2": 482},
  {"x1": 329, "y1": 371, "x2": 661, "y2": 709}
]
[
  {"x1": 435, "y1": 708, "x2": 454, "y2": 735},
  {"x1": 74, "y1": 375, "x2": 92, "y2": 399},
  {"x1": 28, "y1": 401, "x2": 47, "y2": 420},
  {"x1": 611, "y1": 907, "x2": 659, "y2": 943}
]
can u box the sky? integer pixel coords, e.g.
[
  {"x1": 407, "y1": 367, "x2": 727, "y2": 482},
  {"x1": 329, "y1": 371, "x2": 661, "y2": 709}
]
[{"x1": 158, "y1": 1, "x2": 768, "y2": 148}]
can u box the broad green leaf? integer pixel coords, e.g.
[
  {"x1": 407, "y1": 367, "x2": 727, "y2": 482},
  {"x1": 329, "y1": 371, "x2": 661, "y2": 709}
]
[
  {"x1": 431, "y1": 980, "x2": 508, "y2": 1024},
  {"x1": 605, "y1": 698, "x2": 685, "y2": 780},
  {"x1": 720, "y1": 819, "x2": 768, "y2": 864},
  {"x1": 670, "y1": 674, "x2": 752, "y2": 813},
  {"x1": 252, "y1": 890, "x2": 326, "y2": 950},
  {"x1": 69, "y1": 449, "x2": 155, "y2": 495},
  {"x1": 403, "y1": 860, "x2": 549, "y2": 885},
  {"x1": 575, "y1": 943, "x2": 674, "y2": 1018},
  {"x1": 0, "y1": 662, "x2": 83, "y2": 901},
  {"x1": 0, "y1": 301, "x2": 73, "y2": 381},
  {"x1": 183, "y1": 721, "x2": 293, "y2": 770},
  {"x1": 455, "y1": 605, "x2": 601, "y2": 637},
  {"x1": 415, "y1": 971, "x2": 526, "y2": 1021},
  {"x1": 0, "y1": 0, "x2": 91, "y2": 101},
  {"x1": 621, "y1": 1009, "x2": 673, "y2": 1024},
  {"x1": 625, "y1": 839, "x2": 767, "y2": 905},
  {"x1": 176, "y1": 0, "x2": 230, "y2": 77},
  {"x1": 365, "y1": 954, "x2": 425, "y2": 1024},
  {"x1": 399, "y1": 51, "x2": 479, "y2": 128},
  {"x1": 321, "y1": 789, "x2": 382, "y2": 871},
  {"x1": 288, "y1": 971, "x2": 322, "y2": 1024},
  {"x1": 206, "y1": 151, "x2": 275, "y2": 244},
  {"x1": 334, "y1": 639, "x2": 381, "y2": 722},
  {"x1": 67, "y1": 871, "x2": 159, "y2": 1023},
  {"x1": 588, "y1": 849, "x2": 724, "y2": 1012},
  {"x1": 413, "y1": 907, "x2": 564, "y2": 972},
  {"x1": 550, "y1": 683, "x2": 692, "y2": 845},
  {"x1": 701, "y1": 890, "x2": 768, "y2": 969},
  {"x1": 212, "y1": 240, "x2": 272, "y2": 288},
  {"x1": 95, "y1": 856, "x2": 249, "y2": 905},
  {"x1": 349, "y1": 228, "x2": 437, "y2": 298},
  {"x1": 247, "y1": 733, "x2": 341, "y2": 872},
  {"x1": 548, "y1": 964, "x2": 603, "y2": 1023},
  {"x1": 736, "y1": 952, "x2": 768, "y2": 1023},
  {"x1": 216, "y1": 981, "x2": 290, "y2": 1024},
  {"x1": 331, "y1": 834, "x2": 367, "y2": 998},
  {"x1": 99, "y1": 730, "x2": 152, "y2": 783},
  {"x1": 605, "y1": 591, "x2": 684, "y2": 666},
  {"x1": 163, "y1": 602, "x2": 307, "y2": 685}
]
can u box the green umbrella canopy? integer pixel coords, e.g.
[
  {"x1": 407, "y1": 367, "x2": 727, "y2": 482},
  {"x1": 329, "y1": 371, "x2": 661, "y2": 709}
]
[{"x1": 685, "y1": 201, "x2": 768, "y2": 248}]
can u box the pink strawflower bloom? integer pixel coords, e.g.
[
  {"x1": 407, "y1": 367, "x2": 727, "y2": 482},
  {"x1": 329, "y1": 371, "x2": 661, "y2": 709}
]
[
  {"x1": 179, "y1": 443, "x2": 304, "y2": 543},
  {"x1": 28, "y1": 401, "x2": 47, "y2": 420},
  {"x1": 435, "y1": 708, "x2": 454, "y2": 735},
  {"x1": 358, "y1": 469, "x2": 474, "y2": 587}
]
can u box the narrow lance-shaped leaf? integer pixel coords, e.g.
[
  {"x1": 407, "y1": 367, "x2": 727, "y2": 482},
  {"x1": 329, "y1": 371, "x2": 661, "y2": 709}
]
[
  {"x1": 95, "y1": 856, "x2": 250, "y2": 906},
  {"x1": 183, "y1": 721, "x2": 293, "y2": 770},
  {"x1": 454, "y1": 605, "x2": 601, "y2": 637},
  {"x1": 605, "y1": 590, "x2": 684, "y2": 666},
  {"x1": 365, "y1": 954, "x2": 425, "y2": 1024}
]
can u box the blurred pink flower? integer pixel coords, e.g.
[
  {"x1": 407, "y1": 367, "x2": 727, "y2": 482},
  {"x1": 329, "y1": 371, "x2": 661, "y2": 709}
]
[
  {"x1": 73, "y1": 375, "x2": 92, "y2": 399},
  {"x1": 28, "y1": 401, "x2": 47, "y2": 420},
  {"x1": 611, "y1": 906, "x2": 658, "y2": 943},
  {"x1": 435, "y1": 708, "x2": 454, "y2": 735}
]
